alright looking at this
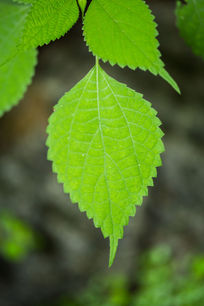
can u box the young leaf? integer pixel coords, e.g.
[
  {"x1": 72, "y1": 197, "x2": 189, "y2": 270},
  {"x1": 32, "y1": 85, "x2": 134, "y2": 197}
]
[
  {"x1": 83, "y1": 0, "x2": 180, "y2": 93},
  {"x1": 176, "y1": 0, "x2": 204, "y2": 59},
  {"x1": 0, "y1": 1, "x2": 37, "y2": 116},
  {"x1": 21, "y1": 0, "x2": 80, "y2": 48},
  {"x1": 78, "y1": 0, "x2": 87, "y2": 16},
  {"x1": 47, "y1": 61, "x2": 164, "y2": 266}
]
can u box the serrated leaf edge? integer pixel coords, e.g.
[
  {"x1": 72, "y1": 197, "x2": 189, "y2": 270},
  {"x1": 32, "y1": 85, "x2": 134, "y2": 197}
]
[
  {"x1": 82, "y1": 0, "x2": 162, "y2": 74},
  {"x1": 82, "y1": 0, "x2": 180, "y2": 93},
  {"x1": 0, "y1": 49, "x2": 38, "y2": 117},
  {"x1": 46, "y1": 65, "x2": 164, "y2": 266},
  {"x1": 20, "y1": 0, "x2": 80, "y2": 49}
]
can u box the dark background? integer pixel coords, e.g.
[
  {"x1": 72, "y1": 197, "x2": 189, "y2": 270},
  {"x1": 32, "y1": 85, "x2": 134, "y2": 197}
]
[{"x1": 0, "y1": 1, "x2": 204, "y2": 305}]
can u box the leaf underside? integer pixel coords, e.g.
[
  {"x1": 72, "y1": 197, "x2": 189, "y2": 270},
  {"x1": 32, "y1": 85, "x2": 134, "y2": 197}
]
[
  {"x1": 21, "y1": 0, "x2": 80, "y2": 48},
  {"x1": 47, "y1": 63, "x2": 164, "y2": 266},
  {"x1": 176, "y1": 0, "x2": 204, "y2": 59},
  {"x1": 83, "y1": 0, "x2": 180, "y2": 93},
  {"x1": 0, "y1": 1, "x2": 37, "y2": 116}
]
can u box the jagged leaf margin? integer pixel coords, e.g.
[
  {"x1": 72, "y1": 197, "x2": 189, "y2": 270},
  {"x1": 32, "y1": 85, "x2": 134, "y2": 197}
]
[
  {"x1": 0, "y1": 1, "x2": 37, "y2": 116},
  {"x1": 46, "y1": 63, "x2": 164, "y2": 266},
  {"x1": 20, "y1": 0, "x2": 80, "y2": 48},
  {"x1": 0, "y1": 49, "x2": 37, "y2": 117},
  {"x1": 83, "y1": 0, "x2": 180, "y2": 93}
]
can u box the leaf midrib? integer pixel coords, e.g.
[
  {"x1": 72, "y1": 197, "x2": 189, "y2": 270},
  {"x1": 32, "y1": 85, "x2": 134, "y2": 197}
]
[
  {"x1": 94, "y1": 0, "x2": 160, "y2": 68},
  {"x1": 96, "y1": 60, "x2": 114, "y2": 235}
]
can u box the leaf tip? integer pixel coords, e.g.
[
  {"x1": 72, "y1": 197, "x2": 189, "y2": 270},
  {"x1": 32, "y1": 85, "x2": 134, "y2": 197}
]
[
  {"x1": 160, "y1": 68, "x2": 181, "y2": 94},
  {"x1": 109, "y1": 236, "x2": 118, "y2": 267}
]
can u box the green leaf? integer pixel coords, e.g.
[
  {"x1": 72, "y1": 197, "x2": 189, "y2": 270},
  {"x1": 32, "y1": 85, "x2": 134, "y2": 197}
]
[
  {"x1": 83, "y1": 0, "x2": 180, "y2": 93},
  {"x1": 78, "y1": 0, "x2": 87, "y2": 16},
  {"x1": 0, "y1": 49, "x2": 37, "y2": 117},
  {"x1": 21, "y1": 0, "x2": 80, "y2": 48},
  {"x1": 47, "y1": 61, "x2": 164, "y2": 266},
  {"x1": 176, "y1": 0, "x2": 204, "y2": 59},
  {"x1": 0, "y1": 211, "x2": 37, "y2": 261},
  {"x1": 0, "y1": 1, "x2": 37, "y2": 116},
  {"x1": 0, "y1": 1, "x2": 29, "y2": 66}
]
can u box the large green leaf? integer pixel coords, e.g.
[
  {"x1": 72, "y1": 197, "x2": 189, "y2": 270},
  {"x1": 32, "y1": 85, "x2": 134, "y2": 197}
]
[
  {"x1": 83, "y1": 0, "x2": 180, "y2": 93},
  {"x1": 21, "y1": 0, "x2": 80, "y2": 48},
  {"x1": 0, "y1": 1, "x2": 37, "y2": 116},
  {"x1": 47, "y1": 61, "x2": 164, "y2": 266},
  {"x1": 176, "y1": 0, "x2": 204, "y2": 59}
]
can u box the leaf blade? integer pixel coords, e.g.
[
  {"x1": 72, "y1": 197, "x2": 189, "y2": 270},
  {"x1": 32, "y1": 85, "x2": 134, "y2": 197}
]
[
  {"x1": 176, "y1": 0, "x2": 204, "y2": 59},
  {"x1": 0, "y1": 1, "x2": 29, "y2": 66},
  {"x1": 0, "y1": 49, "x2": 37, "y2": 117},
  {"x1": 21, "y1": 0, "x2": 80, "y2": 48},
  {"x1": 0, "y1": 1, "x2": 37, "y2": 116},
  {"x1": 83, "y1": 0, "x2": 179, "y2": 92},
  {"x1": 47, "y1": 64, "x2": 164, "y2": 266},
  {"x1": 83, "y1": 0, "x2": 162, "y2": 73}
]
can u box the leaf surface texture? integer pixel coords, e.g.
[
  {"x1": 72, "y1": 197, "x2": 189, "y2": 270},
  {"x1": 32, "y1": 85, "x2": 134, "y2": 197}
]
[
  {"x1": 12, "y1": 0, "x2": 33, "y2": 3},
  {"x1": 21, "y1": 0, "x2": 79, "y2": 48},
  {"x1": 47, "y1": 63, "x2": 164, "y2": 266},
  {"x1": 0, "y1": 1, "x2": 29, "y2": 65},
  {"x1": 83, "y1": 0, "x2": 180, "y2": 93},
  {"x1": 0, "y1": 1, "x2": 37, "y2": 116},
  {"x1": 0, "y1": 49, "x2": 37, "y2": 117}
]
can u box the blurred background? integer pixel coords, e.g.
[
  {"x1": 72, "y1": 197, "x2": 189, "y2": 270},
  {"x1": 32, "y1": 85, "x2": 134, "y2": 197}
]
[{"x1": 0, "y1": 0, "x2": 204, "y2": 305}]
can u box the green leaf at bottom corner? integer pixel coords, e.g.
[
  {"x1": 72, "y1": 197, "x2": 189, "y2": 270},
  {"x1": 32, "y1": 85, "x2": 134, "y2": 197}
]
[
  {"x1": 46, "y1": 63, "x2": 164, "y2": 266},
  {"x1": 0, "y1": 48, "x2": 37, "y2": 117}
]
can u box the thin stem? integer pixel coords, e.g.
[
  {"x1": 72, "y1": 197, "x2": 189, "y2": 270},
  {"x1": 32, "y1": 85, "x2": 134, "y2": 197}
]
[{"x1": 95, "y1": 56, "x2": 99, "y2": 67}]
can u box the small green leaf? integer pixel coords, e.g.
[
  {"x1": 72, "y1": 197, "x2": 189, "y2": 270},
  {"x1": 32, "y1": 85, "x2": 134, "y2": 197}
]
[
  {"x1": 0, "y1": 211, "x2": 38, "y2": 261},
  {"x1": 21, "y1": 0, "x2": 80, "y2": 48},
  {"x1": 83, "y1": 0, "x2": 180, "y2": 93},
  {"x1": 176, "y1": 0, "x2": 204, "y2": 59},
  {"x1": 47, "y1": 61, "x2": 164, "y2": 266},
  {"x1": 0, "y1": 1, "x2": 37, "y2": 116}
]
